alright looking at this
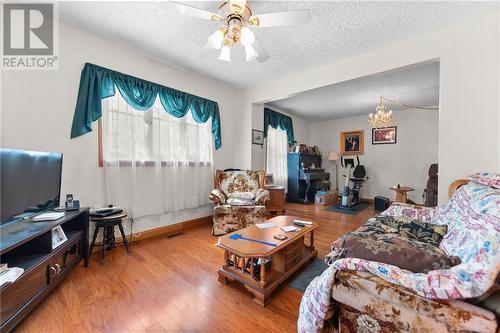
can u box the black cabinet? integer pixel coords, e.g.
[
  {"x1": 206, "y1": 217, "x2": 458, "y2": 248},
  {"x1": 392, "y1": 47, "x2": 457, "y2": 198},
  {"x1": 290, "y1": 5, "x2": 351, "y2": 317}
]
[
  {"x1": 0, "y1": 209, "x2": 89, "y2": 333},
  {"x1": 0, "y1": 256, "x2": 51, "y2": 326}
]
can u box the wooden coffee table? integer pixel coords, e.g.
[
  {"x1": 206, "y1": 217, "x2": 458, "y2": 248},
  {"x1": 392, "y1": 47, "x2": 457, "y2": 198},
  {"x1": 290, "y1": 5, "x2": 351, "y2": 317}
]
[{"x1": 217, "y1": 215, "x2": 318, "y2": 306}]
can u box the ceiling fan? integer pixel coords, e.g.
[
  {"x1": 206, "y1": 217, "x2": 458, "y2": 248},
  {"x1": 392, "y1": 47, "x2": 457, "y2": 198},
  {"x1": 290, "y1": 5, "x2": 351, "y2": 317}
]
[{"x1": 166, "y1": 0, "x2": 311, "y2": 63}]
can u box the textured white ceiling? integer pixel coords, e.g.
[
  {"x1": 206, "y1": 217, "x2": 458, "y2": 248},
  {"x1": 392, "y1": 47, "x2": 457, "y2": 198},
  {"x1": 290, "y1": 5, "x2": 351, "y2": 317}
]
[
  {"x1": 267, "y1": 60, "x2": 439, "y2": 120},
  {"x1": 59, "y1": 1, "x2": 498, "y2": 89}
]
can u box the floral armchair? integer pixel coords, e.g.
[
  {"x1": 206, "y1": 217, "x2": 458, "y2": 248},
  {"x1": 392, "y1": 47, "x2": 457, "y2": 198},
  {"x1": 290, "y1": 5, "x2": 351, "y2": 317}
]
[{"x1": 209, "y1": 170, "x2": 270, "y2": 236}]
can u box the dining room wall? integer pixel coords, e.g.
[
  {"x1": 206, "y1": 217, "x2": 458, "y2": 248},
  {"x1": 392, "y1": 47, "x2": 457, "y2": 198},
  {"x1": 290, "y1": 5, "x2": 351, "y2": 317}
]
[
  {"x1": 311, "y1": 109, "x2": 439, "y2": 204},
  {"x1": 250, "y1": 104, "x2": 312, "y2": 171},
  {"x1": 239, "y1": 13, "x2": 499, "y2": 203}
]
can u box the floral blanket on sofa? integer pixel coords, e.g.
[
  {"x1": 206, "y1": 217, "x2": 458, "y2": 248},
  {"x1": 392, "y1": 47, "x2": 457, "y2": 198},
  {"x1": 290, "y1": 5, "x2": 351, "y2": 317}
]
[{"x1": 298, "y1": 173, "x2": 500, "y2": 332}]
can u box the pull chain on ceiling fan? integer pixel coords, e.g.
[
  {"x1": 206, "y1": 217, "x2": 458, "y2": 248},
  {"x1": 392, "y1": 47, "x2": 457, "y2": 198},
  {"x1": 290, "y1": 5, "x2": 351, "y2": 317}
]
[{"x1": 166, "y1": 0, "x2": 311, "y2": 63}]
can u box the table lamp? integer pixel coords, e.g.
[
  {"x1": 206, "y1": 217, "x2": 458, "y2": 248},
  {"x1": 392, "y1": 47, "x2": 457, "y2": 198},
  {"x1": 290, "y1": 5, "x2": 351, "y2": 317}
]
[{"x1": 328, "y1": 151, "x2": 340, "y2": 193}]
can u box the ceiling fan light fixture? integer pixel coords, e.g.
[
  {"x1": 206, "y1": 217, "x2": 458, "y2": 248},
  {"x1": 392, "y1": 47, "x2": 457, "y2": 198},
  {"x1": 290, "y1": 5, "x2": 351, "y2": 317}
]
[
  {"x1": 208, "y1": 29, "x2": 224, "y2": 49},
  {"x1": 210, "y1": 14, "x2": 224, "y2": 22},
  {"x1": 174, "y1": 0, "x2": 312, "y2": 63},
  {"x1": 219, "y1": 46, "x2": 231, "y2": 62},
  {"x1": 229, "y1": 0, "x2": 247, "y2": 14},
  {"x1": 248, "y1": 15, "x2": 260, "y2": 27},
  {"x1": 240, "y1": 27, "x2": 255, "y2": 46},
  {"x1": 244, "y1": 44, "x2": 258, "y2": 62}
]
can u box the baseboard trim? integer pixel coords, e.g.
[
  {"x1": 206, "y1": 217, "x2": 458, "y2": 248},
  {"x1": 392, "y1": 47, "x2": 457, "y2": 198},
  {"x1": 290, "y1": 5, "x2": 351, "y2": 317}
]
[
  {"x1": 91, "y1": 215, "x2": 212, "y2": 253},
  {"x1": 136, "y1": 215, "x2": 212, "y2": 240}
]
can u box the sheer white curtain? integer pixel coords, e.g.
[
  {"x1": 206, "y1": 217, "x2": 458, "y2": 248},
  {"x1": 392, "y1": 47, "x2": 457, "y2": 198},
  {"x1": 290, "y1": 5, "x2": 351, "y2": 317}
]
[
  {"x1": 266, "y1": 126, "x2": 288, "y2": 189},
  {"x1": 102, "y1": 93, "x2": 213, "y2": 218}
]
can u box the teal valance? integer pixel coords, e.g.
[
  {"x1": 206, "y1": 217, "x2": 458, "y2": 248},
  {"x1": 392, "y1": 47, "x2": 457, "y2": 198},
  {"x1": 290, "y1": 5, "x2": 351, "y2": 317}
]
[
  {"x1": 264, "y1": 107, "x2": 294, "y2": 145},
  {"x1": 70, "y1": 63, "x2": 222, "y2": 149}
]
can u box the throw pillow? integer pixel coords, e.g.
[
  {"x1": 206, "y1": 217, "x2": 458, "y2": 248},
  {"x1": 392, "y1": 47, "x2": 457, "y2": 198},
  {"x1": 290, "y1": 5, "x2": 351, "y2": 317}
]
[
  {"x1": 359, "y1": 215, "x2": 448, "y2": 247},
  {"x1": 227, "y1": 191, "x2": 255, "y2": 200},
  {"x1": 226, "y1": 197, "x2": 255, "y2": 206},
  {"x1": 338, "y1": 234, "x2": 461, "y2": 273},
  {"x1": 395, "y1": 218, "x2": 448, "y2": 247}
]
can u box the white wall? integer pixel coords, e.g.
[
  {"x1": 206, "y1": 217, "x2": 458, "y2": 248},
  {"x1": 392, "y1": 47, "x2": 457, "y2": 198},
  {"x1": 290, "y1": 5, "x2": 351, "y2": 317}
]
[
  {"x1": 2, "y1": 11, "x2": 499, "y2": 232},
  {"x1": 239, "y1": 13, "x2": 500, "y2": 203},
  {"x1": 1, "y1": 22, "x2": 243, "y2": 233},
  {"x1": 250, "y1": 103, "x2": 266, "y2": 171},
  {"x1": 311, "y1": 110, "x2": 438, "y2": 203},
  {"x1": 251, "y1": 104, "x2": 311, "y2": 171}
]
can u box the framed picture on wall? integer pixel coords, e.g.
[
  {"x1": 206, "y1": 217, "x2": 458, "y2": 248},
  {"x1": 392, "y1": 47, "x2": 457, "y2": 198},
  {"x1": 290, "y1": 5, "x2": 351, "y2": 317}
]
[
  {"x1": 372, "y1": 126, "x2": 397, "y2": 145},
  {"x1": 252, "y1": 129, "x2": 264, "y2": 146},
  {"x1": 340, "y1": 130, "x2": 364, "y2": 155}
]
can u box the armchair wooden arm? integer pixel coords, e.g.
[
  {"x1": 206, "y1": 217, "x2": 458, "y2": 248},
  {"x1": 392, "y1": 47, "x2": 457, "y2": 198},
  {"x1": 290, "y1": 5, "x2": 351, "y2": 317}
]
[{"x1": 448, "y1": 179, "x2": 470, "y2": 198}]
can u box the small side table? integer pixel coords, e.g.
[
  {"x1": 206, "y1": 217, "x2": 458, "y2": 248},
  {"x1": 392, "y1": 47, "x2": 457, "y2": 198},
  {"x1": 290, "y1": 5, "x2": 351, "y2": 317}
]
[
  {"x1": 390, "y1": 186, "x2": 415, "y2": 203},
  {"x1": 265, "y1": 185, "x2": 285, "y2": 214},
  {"x1": 90, "y1": 211, "x2": 130, "y2": 261}
]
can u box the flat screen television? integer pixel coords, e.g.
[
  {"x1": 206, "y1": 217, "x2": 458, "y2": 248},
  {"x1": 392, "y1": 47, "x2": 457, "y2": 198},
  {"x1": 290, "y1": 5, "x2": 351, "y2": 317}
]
[{"x1": 1, "y1": 148, "x2": 63, "y2": 225}]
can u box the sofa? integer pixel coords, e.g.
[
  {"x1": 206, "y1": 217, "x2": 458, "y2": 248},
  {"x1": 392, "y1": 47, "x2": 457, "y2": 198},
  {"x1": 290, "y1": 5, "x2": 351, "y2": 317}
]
[
  {"x1": 209, "y1": 169, "x2": 270, "y2": 236},
  {"x1": 298, "y1": 173, "x2": 500, "y2": 333}
]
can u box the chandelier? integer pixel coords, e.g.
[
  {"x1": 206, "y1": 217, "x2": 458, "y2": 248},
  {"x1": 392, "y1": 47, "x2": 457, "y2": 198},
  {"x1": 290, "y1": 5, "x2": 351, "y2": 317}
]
[
  {"x1": 368, "y1": 95, "x2": 439, "y2": 128},
  {"x1": 369, "y1": 96, "x2": 394, "y2": 128}
]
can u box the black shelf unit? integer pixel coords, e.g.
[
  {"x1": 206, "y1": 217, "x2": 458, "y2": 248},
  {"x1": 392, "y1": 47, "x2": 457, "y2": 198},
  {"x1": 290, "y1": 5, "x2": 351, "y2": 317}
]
[{"x1": 0, "y1": 209, "x2": 89, "y2": 333}]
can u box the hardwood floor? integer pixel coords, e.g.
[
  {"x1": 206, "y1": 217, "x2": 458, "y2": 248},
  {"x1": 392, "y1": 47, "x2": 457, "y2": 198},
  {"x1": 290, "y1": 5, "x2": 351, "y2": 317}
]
[{"x1": 14, "y1": 203, "x2": 377, "y2": 333}]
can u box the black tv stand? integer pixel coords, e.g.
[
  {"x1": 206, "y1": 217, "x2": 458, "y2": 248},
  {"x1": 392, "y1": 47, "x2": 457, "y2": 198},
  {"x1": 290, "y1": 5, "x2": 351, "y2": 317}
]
[{"x1": 0, "y1": 209, "x2": 89, "y2": 333}]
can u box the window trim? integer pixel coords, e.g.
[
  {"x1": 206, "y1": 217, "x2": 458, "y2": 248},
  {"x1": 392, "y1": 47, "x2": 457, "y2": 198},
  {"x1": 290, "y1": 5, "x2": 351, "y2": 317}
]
[
  {"x1": 98, "y1": 118, "x2": 104, "y2": 167},
  {"x1": 102, "y1": 160, "x2": 213, "y2": 168}
]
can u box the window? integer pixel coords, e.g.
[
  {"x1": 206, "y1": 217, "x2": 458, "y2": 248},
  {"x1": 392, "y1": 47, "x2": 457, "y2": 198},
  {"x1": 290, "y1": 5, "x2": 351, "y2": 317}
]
[
  {"x1": 100, "y1": 93, "x2": 214, "y2": 218},
  {"x1": 266, "y1": 126, "x2": 288, "y2": 189},
  {"x1": 102, "y1": 93, "x2": 213, "y2": 167}
]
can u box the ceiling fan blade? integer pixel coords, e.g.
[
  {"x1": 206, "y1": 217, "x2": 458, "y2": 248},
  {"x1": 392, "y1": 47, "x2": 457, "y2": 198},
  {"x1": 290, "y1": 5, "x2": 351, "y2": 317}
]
[
  {"x1": 166, "y1": 1, "x2": 223, "y2": 21},
  {"x1": 250, "y1": 9, "x2": 311, "y2": 27},
  {"x1": 253, "y1": 40, "x2": 269, "y2": 63}
]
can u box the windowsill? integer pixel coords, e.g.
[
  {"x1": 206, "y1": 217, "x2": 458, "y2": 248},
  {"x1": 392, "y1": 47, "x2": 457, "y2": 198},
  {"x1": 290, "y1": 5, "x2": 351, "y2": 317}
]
[{"x1": 101, "y1": 160, "x2": 213, "y2": 168}]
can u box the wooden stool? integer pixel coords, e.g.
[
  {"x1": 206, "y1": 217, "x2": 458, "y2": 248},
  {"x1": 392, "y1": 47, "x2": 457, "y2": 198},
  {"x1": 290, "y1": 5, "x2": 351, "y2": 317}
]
[{"x1": 89, "y1": 211, "x2": 130, "y2": 260}]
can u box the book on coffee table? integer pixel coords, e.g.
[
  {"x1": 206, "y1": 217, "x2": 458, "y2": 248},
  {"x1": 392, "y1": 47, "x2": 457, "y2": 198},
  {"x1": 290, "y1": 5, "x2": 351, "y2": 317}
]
[{"x1": 281, "y1": 225, "x2": 300, "y2": 232}]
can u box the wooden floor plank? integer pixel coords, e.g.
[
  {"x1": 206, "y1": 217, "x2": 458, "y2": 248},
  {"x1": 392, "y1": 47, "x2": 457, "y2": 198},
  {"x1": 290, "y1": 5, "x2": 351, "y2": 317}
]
[{"x1": 14, "y1": 202, "x2": 375, "y2": 333}]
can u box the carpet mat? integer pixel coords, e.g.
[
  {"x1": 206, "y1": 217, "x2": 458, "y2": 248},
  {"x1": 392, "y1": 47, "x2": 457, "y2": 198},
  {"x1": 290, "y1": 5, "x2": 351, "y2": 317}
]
[
  {"x1": 289, "y1": 259, "x2": 329, "y2": 292},
  {"x1": 326, "y1": 203, "x2": 369, "y2": 215}
]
